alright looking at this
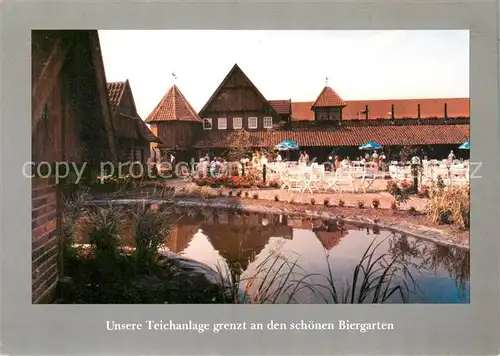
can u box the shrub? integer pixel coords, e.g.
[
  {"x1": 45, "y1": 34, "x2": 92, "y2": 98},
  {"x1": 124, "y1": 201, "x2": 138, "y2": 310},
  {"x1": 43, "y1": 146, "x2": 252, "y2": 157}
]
[
  {"x1": 289, "y1": 196, "x2": 295, "y2": 204},
  {"x1": 436, "y1": 175, "x2": 446, "y2": 190},
  {"x1": 426, "y1": 184, "x2": 469, "y2": 229},
  {"x1": 418, "y1": 186, "x2": 430, "y2": 198},
  {"x1": 132, "y1": 207, "x2": 171, "y2": 271},
  {"x1": 386, "y1": 180, "x2": 411, "y2": 204},
  {"x1": 252, "y1": 192, "x2": 259, "y2": 199},
  {"x1": 274, "y1": 195, "x2": 280, "y2": 202},
  {"x1": 408, "y1": 206, "x2": 417, "y2": 216},
  {"x1": 236, "y1": 190, "x2": 243, "y2": 197},
  {"x1": 200, "y1": 186, "x2": 219, "y2": 198},
  {"x1": 228, "y1": 190, "x2": 233, "y2": 197},
  {"x1": 323, "y1": 198, "x2": 330, "y2": 207},
  {"x1": 391, "y1": 201, "x2": 398, "y2": 210},
  {"x1": 357, "y1": 200, "x2": 365, "y2": 209},
  {"x1": 338, "y1": 199, "x2": 345, "y2": 207},
  {"x1": 372, "y1": 199, "x2": 380, "y2": 209},
  {"x1": 244, "y1": 191, "x2": 250, "y2": 198},
  {"x1": 310, "y1": 198, "x2": 316, "y2": 205}
]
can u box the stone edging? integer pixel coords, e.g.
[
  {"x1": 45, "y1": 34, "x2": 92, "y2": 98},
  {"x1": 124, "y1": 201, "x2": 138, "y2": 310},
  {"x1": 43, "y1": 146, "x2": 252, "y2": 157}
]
[{"x1": 89, "y1": 198, "x2": 469, "y2": 251}]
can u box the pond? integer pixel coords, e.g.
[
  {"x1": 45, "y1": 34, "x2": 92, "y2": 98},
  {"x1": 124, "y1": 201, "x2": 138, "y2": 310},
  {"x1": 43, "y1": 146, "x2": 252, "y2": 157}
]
[{"x1": 77, "y1": 206, "x2": 470, "y2": 304}]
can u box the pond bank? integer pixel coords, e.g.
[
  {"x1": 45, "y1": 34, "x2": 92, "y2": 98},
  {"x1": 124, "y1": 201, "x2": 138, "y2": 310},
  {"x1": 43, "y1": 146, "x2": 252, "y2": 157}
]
[{"x1": 88, "y1": 196, "x2": 470, "y2": 250}]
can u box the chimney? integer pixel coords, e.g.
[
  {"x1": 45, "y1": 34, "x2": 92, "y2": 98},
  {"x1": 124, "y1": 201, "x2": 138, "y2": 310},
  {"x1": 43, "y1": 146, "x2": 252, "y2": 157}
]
[
  {"x1": 391, "y1": 104, "x2": 395, "y2": 120},
  {"x1": 365, "y1": 105, "x2": 369, "y2": 120},
  {"x1": 444, "y1": 103, "x2": 448, "y2": 119},
  {"x1": 417, "y1": 104, "x2": 421, "y2": 119}
]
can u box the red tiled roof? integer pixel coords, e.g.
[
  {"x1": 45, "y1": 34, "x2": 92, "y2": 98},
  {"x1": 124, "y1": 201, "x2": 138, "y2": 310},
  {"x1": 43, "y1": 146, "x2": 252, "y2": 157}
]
[
  {"x1": 136, "y1": 117, "x2": 162, "y2": 143},
  {"x1": 342, "y1": 98, "x2": 470, "y2": 120},
  {"x1": 291, "y1": 101, "x2": 315, "y2": 121},
  {"x1": 193, "y1": 125, "x2": 469, "y2": 148},
  {"x1": 107, "y1": 81, "x2": 126, "y2": 108},
  {"x1": 145, "y1": 85, "x2": 201, "y2": 123},
  {"x1": 269, "y1": 100, "x2": 291, "y2": 115},
  {"x1": 312, "y1": 86, "x2": 347, "y2": 107},
  {"x1": 291, "y1": 98, "x2": 470, "y2": 122}
]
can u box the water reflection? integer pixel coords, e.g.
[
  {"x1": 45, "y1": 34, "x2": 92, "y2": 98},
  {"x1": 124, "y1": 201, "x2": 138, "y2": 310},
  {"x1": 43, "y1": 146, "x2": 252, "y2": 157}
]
[{"x1": 75, "y1": 206, "x2": 470, "y2": 303}]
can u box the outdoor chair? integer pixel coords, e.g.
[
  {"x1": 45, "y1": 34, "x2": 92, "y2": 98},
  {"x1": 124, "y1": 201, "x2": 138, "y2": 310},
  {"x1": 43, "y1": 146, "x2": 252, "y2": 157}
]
[
  {"x1": 358, "y1": 167, "x2": 377, "y2": 193},
  {"x1": 333, "y1": 168, "x2": 356, "y2": 193}
]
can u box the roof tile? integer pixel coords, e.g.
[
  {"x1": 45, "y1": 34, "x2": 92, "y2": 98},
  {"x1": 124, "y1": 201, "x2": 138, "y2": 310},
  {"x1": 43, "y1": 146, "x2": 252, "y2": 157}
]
[
  {"x1": 193, "y1": 125, "x2": 469, "y2": 148},
  {"x1": 145, "y1": 85, "x2": 201, "y2": 123},
  {"x1": 312, "y1": 87, "x2": 347, "y2": 107}
]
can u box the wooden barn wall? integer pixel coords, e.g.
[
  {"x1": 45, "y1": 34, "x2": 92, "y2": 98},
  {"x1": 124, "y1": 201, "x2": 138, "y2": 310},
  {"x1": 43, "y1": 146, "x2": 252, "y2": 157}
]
[
  {"x1": 63, "y1": 35, "x2": 112, "y2": 164},
  {"x1": 157, "y1": 121, "x2": 202, "y2": 149},
  {"x1": 202, "y1": 69, "x2": 276, "y2": 119},
  {"x1": 119, "y1": 86, "x2": 136, "y2": 117},
  {"x1": 32, "y1": 71, "x2": 63, "y2": 163}
]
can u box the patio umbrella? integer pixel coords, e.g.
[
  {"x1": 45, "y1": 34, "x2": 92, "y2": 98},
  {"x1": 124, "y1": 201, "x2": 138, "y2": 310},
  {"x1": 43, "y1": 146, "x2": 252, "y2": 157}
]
[
  {"x1": 275, "y1": 139, "x2": 299, "y2": 151},
  {"x1": 459, "y1": 141, "x2": 470, "y2": 150},
  {"x1": 359, "y1": 141, "x2": 383, "y2": 150}
]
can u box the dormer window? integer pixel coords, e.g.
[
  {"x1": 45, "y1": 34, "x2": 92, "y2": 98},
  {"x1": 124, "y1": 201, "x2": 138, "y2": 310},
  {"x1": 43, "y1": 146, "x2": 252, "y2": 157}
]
[{"x1": 203, "y1": 118, "x2": 213, "y2": 130}]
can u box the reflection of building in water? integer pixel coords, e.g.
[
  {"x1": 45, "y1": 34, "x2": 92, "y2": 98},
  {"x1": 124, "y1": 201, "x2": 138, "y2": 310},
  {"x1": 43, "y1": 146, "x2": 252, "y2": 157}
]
[
  {"x1": 165, "y1": 216, "x2": 201, "y2": 254},
  {"x1": 202, "y1": 213, "x2": 293, "y2": 271},
  {"x1": 313, "y1": 221, "x2": 348, "y2": 250}
]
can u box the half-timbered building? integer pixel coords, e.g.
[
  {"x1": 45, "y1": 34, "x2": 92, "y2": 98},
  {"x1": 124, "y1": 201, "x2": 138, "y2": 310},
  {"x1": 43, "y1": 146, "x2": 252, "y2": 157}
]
[{"x1": 107, "y1": 80, "x2": 161, "y2": 163}]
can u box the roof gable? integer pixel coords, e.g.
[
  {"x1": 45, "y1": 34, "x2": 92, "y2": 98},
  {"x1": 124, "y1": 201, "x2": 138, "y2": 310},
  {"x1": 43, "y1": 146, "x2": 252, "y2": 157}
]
[
  {"x1": 145, "y1": 84, "x2": 201, "y2": 123},
  {"x1": 198, "y1": 64, "x2": 278, "y2": 117},
  {"x1": 312, "y1": 86, "x2": 347, "y2": 108}
]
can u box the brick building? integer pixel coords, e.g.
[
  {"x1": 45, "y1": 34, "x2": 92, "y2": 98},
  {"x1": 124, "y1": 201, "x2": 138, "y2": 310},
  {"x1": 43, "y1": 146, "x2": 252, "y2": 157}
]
[{"x1": 31, "y1": 30, "x2": 117, "y2": 303}]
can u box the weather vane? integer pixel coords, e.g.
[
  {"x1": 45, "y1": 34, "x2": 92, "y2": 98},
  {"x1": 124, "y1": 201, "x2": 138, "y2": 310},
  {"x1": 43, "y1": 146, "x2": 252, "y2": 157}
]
[
  {"x1": 325, "y1": 77, "x2": 329, "y2": 86},
  {"x1": 171, "y1": 72, "x2": 177, "y2": 83}
]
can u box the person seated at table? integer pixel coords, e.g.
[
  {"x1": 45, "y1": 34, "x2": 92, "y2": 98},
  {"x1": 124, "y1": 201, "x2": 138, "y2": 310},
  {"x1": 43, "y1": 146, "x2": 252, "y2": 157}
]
[
  {"x1": 304, "y1": 151, "x2": 310, "y2": 164},
  {"x1": 364, "y1": 152, "x2": 370, "y2": 161},
  {"x1": 372, "y1": 151, "x2": 379, "y2": 162},
  {"x1": 276, "y1": 152, "x2": 282, "y2": 163},
  {"x1": 298, "y1": 151, "x2": 305, "y2": 164}
]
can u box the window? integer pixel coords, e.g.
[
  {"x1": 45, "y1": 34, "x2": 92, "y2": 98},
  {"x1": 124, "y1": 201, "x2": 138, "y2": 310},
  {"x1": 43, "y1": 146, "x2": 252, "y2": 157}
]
[
  {"x1": 203, "y1": 118, "x2": 213, "y2": 130},
  {"x1": 218, "y1": 117, "x2": 227, "y2": 130},
  {"x1": 248, "y1": 116, "x2": 258, "y2": 129},
  {"x1": 233, "y1": 117, "x2": 243, "y2": 129},
  {"x1": 263, "y1": 116, "x2": 273, "y2": 128}
]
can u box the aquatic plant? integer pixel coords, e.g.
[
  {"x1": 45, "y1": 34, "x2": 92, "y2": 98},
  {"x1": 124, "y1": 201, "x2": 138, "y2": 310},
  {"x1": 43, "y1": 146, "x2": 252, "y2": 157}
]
[
  {"x1": 274, "y1": 195, "x2": 280, "y2": 202},
  {"x1": 372, "y1": 198, "x2": 380, "y2": 209},
  {"x1": 310, "y1": 198, "x2": 316, "y2": 205},
  {"x1": 357, "y1": 200, "x2": 365, "y2": 209},
  {"x1": 323, "y1": 198, "x2": 329, "y2": 207},
  {"x1": 338, "y1": 199, "x2": 345, "y2": 207}
]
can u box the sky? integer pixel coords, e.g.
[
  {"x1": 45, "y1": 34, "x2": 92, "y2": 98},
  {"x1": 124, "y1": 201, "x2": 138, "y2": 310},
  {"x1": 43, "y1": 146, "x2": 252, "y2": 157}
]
[{"x1": 98, "y1": 30, "x2": 469, "y2": 119}]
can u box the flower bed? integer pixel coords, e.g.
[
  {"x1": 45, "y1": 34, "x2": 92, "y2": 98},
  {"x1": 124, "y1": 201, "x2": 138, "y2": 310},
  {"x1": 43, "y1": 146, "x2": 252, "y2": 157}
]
[{"x1": 192, "y1": 176, "x2": 280, "y2": 189}]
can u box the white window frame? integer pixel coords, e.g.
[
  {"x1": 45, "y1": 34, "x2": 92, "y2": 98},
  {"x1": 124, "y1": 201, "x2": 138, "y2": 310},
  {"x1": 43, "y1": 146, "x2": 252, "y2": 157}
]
[
  {"x1": 248, "y1": 116, "x2": 258, "y2": 129},
  {"x1": 203, "y1": 118, "x2": 213, "y2": 130},
  {"x1": 263, "y1": 116, "x2": 273, "y2": 129},
  {"x1": 218, "y1": 117, "x2": 227, "y2": 130},
  {"x1": 233, "y1": 117, "x2": 243, "y2": 129}
]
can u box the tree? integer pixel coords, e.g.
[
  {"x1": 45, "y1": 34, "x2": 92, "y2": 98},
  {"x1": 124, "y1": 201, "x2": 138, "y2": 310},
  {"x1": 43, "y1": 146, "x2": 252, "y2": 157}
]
[{"x1": 225, "y1": 129, "x2": 253, "y2": 161}]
